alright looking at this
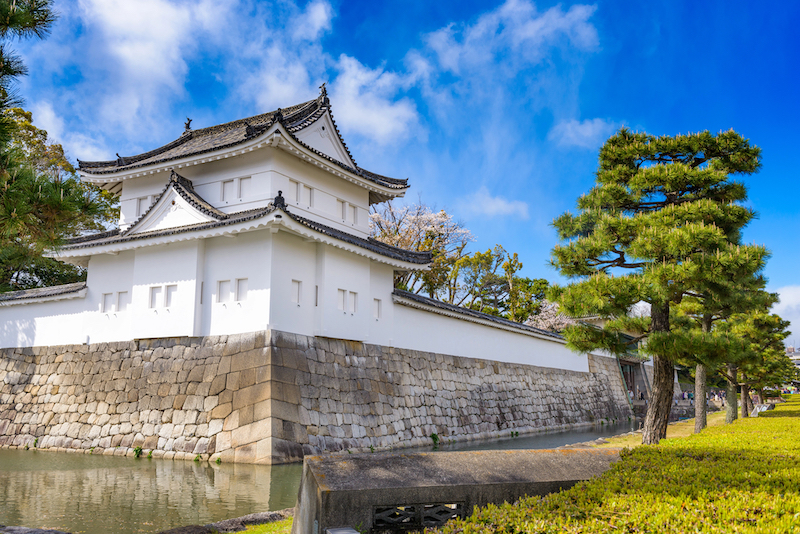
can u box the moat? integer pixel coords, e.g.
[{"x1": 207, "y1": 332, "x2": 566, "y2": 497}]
[{"x1": 0, "y1": 420, "x2": 636, "y2": 534}]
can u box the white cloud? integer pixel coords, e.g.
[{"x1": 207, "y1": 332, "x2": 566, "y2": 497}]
[
  {"x1": 31, "y1": 101, "x2": 109, "y2": 161},
  {"x1": 456, "y1": 186, "x2": 529, "y2": 220},
  {"x1": 422, "y1": 0, "x2": 598, "y2": 78},
  {"x1": 548, "y1": 118, "x2": 619, "y2": 149},
  {"x1": 292, "y1": 0, "x2": 334, "y2": 41},
  {"x1": 775, "y1": 286, "x2": 800, "y2": 344},
  {"x1": 329, "y1": 56, "x2": 419, "y2": 145}
]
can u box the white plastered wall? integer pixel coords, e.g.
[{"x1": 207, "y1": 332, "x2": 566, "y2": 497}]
[
  {"x1": 390, "y1": 303, "x2": 591, "y2": 373},
  {"x1": 200, "y1": 230, "x2": 272, "y2": 336}
]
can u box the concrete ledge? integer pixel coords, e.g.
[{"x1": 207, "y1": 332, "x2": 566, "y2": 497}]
[{"x1": 292, "y1": 448, "x2": 621, "y2": 534}]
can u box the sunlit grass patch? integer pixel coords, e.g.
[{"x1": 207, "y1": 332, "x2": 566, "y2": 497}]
[
  {"x1": 242, "y1": 518, "x2": 293, "y2": 534},
  {"x1": 432, "y1": 395, "x2": 800, "y2": 533}
]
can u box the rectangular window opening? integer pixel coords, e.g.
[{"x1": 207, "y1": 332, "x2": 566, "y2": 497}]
[
  {"x1": 101, "y1": 293, "x2": 114, "y2": 313},
  {"x1": 165, "y1": 284, "x2": 178, "y2": 307},
  {"x1": 238, "y1": 177, "x2": 252, "y2": 199},
  {"x1": 291, "y1": 280, "x2": 301, "y2": 304},
  {"x1": 117, "y1": 291, "x2": 130, "y2": 312},
  {"x1": 350, "y1": 205, "x2": 358, "y2": 224},
  {"x1": 222, "y1": 180, "x2": 235, "y2": 202},
  {"x1": 337, "y1": 289, "x2": 346, "y2": 311},
  {"x1": 349, "y1": 291, "x2": 358, "y2": 314},
  {"x1": 236, "y1": 278, "x2": 248, "y2": 302},
  {"x1": 373, "y1": 298, "x2": 382, "y2": 320},
  {"x1": 149, "y1": 286, "x2": 162, "y2": 309},
  {"x1": 337, "y1": 200, "x2": 346, "y2": 220},
  {"x1": 315, "y1": 285, "x2": 319, "y2": 307},
  {"x1": 217, "y1": 280, "x2": 231, "y2": 303}
]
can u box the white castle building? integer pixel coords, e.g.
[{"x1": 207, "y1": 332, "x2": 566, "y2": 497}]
[{"x1": 0, "y1": 88, "x2": 593, "y2": 373}]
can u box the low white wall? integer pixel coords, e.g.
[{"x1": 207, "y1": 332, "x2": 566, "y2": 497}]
[{"x1": 391, "y1": 302, "x2": 590, "y2": 373}]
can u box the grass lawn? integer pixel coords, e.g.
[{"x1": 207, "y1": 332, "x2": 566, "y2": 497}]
[
  {"x1": 432, "y1": 395, "x2": 800, "y2": 533},
  {"x1": 242, "y1": 518, "x2": 293, "y2": 533}
]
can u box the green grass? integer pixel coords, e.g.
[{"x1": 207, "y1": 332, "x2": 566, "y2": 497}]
[
  {"x1": 242, "y1": 518, "x2": 293, "y2": 533},
  {"x1": 432, "y1": 395, "x2": 800, "y2": 533}
]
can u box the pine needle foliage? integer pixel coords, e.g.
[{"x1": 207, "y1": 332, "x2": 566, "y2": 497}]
[{"x1": 549, "y1": 128, "x2": 764, "y2": 444}]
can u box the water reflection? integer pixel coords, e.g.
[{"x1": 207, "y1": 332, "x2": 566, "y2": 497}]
[
  {"x1": 423, "y1": 420, "x2": 638, "y2": 453},
  {"x1": 0, "y1": 449, "x2": 301, "y2": 534},
  {"x1": 0, "y1": 421, "x2": 636, "y2": 533}
]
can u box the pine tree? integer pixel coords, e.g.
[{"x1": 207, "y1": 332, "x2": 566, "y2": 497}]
[
  {"x1": 550, "y1": 128, "x2": 761, "y2": 444},
  {"x1": 673, "y1": 271, "x2": 773, "y2": 432}
]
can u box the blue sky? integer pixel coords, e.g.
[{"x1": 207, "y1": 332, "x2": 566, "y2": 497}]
[{"x1": 15, "y1": 0, "x2": 800, "y2": 342}]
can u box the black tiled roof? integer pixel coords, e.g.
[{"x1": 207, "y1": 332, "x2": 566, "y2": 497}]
[
  {"x1": 0, "y1": 282, "x2": 87, "y2": 303},
  {"x1": 77, "y1": 90, "x2": 408, "y2": 192},
  {"x1": 60, "y1": 194, "x2": 431, "y2": 265},
  {"x1": 287, "y1": 212, "x2": 432, "y2": 264},
  {"x1": 392, "y1": 289, "x2": 565, "y2": 340},
  {"x1": 121, "y1": 171, "x2": 227, "y2": 236}
]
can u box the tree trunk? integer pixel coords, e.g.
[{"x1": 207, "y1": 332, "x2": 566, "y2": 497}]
[
  {"x1": 741, "y1": 384, "x2": 753, "y2": 418},
  {"x1": 725, "y1": 364, "x2": 738, "y2": 424},
  {"x1": 694, "y1": 363, "x2": 707, "y2": 433},
  {"x1": 642, "y1": 354, "x2": 674, "y2": 444},
  {"x1": 642, "y1": 301, "x2": 674, "y2": 445}
]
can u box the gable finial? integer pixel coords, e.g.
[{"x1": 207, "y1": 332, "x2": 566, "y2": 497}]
[
  {"x1": 272, "y1": 108, "x2": 283, "y2": 124},
  {"x1": 319, "y1": 82, "x2": 329, "y2": 105},
  {"x1": 184, "y1": 117, "x2": 192, "y2": 132}
]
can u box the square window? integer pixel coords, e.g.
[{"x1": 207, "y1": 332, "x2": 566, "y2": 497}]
[
  {"x1": 236, "y1": 278, "x2": 248, "y2": 301},
  {"x1": 217, "y1": 280, "x2": 231, "y2": 303}
]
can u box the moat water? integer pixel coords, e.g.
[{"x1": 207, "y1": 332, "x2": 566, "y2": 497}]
[{"x1": 0, "y1": 421, "x2": 636, "y2": 534}]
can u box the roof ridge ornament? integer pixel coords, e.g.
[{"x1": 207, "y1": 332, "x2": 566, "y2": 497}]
[
  {"x1": 273, "y1": 190, "x2": 287, "y2": 210},
  {"x1": 115, "y1": 153, "x2": 125, "y2": 166},
  {"x1": 319, "y1": 82, "x2": 329, "y2": 105},
  {"x1": 184, "y1": 117, "x2": 192, "y2": 132},
  {"x1": 272, "y1": 108, "x2": 283, "y2": 124}
]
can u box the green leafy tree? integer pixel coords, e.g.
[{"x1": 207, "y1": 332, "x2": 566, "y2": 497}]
[
  {"x1": 550, "y1": 128, "x2": 762, "y2": 444},
  {"x1": 0, "y1": 2, "x2": 118, "y2": 292}
]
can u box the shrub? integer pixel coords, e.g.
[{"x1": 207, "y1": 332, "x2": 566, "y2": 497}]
[{"x1": 433, "y1": 395, "x2": 800, "y2": 533}]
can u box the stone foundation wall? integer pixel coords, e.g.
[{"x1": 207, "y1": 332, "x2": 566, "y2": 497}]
[{"x1": 0, "y1": 330, "x2": 632, "y2": 464}]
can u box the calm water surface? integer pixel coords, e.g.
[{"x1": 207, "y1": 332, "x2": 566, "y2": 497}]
[
  {"x1": 0, "y1": 449, "x2": 301, "y2": 534},
  {"x1": 0, "y1": 421, "x2": 636, "y2": 534}
]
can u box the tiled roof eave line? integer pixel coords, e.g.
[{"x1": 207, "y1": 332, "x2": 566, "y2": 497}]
[
  {"x1": 285, "y1": 212, "x2": 431, "y2": 264},
  {"x1": 391, "y1": 289, "x2": 566, "y2": 341},
  {"x1": 0, "y1": 282, "x2": 88, "y2": 304},
  {"x1": 57, "y1": 205, "x2": 430, "y2": 266}
]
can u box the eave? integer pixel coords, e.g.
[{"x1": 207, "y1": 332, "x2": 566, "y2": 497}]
[{"x1": 79, "y1": 125, "x2": 407, "y2": 204}]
